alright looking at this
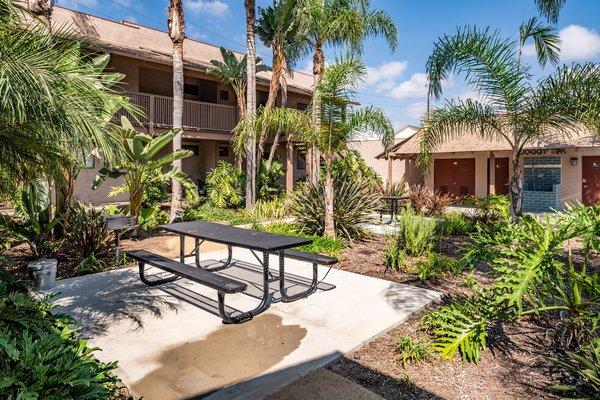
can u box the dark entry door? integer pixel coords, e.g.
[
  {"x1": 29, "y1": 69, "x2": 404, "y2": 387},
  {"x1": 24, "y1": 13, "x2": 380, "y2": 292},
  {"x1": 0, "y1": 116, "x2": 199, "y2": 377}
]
[
  {"x1": 582, "y1": 156, "x2": 600, "y2": 205},
  {"x1": 434, "y1": 158, "x2": 476, "y2": 196},
  {"x1": 493, "y1": 158, "x2": 510, "y2": 195}
]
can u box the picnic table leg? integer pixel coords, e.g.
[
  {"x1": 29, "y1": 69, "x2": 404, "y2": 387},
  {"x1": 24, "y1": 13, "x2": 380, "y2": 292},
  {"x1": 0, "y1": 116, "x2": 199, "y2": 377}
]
[
  {"x1": 194, "y1": 238, "x2": 200, "y2": 267},
  {"x1": 278, "y1": 250, "x2": 318, "y2": 302},
  {"x1": 138, "y1": 261, "x2": 179, "y2": 286},
  {"x1": 179, "y1": 234, "x2": 185, "y2": 263},
  {"x1": 217, "y1": 251, "x2": 271, "y2": 324},
  {"x1": 205, "y1": 245, "x2": 234, "y2": 272},
  {"x1": 114, "y1": 230, "x2": 121, "y2": 265}
]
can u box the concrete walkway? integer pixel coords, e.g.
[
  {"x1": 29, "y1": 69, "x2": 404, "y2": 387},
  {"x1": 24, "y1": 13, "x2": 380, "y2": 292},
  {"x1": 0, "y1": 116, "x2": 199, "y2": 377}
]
[{"x1": 49, "y1": 246, "x2": 439, "y2": 400}]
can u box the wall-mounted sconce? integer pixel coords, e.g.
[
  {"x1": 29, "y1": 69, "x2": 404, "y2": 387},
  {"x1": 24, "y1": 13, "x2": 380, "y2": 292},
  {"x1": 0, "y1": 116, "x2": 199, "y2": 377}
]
[{"x1": 570, "y1": 157, "x2": 578, "y2": 167}]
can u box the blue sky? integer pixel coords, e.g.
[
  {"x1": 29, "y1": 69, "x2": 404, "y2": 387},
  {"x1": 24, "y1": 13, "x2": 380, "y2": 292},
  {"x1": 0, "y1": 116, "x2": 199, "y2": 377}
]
[{"x1": 57, "y1": 0, "x2": 600, "y2": 131}]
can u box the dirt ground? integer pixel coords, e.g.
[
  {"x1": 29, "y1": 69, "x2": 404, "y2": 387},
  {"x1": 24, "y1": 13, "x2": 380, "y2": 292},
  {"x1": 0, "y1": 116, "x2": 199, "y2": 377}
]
[{"x1": 327, "y1": 235, "x2": 568, "y2": 400}]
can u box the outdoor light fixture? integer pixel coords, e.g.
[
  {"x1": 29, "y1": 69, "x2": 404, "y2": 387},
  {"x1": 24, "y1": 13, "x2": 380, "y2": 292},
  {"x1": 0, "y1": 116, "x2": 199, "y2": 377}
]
[{"x1": 570, "y1": 157, "x2": 578, "y2": 167}]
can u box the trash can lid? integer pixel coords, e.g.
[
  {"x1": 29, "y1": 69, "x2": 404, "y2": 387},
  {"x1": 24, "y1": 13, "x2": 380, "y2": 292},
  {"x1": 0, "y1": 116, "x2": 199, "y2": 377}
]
[{"x1": 28, "y1": 258, "x2": 58, "y2": 271}]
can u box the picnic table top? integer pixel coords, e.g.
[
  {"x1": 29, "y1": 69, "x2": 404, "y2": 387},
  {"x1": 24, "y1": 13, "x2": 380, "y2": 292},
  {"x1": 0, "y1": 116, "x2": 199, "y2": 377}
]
[
  {"x1": 381, "y1": 195, "x2": 409, "y2": 200},
  {"x1": 160, "y1": 221, "x2": 313, "y2": 252}
]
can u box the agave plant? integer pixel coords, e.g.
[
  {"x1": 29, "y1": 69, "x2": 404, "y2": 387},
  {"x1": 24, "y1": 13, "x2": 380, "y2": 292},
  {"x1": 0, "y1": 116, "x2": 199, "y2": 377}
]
[
  {"x1": 92, "y1": 117, "x2": 196, "y2": 221},
  {"x1": 291, "y1": 170, "x2": 381, "y2": 240}
]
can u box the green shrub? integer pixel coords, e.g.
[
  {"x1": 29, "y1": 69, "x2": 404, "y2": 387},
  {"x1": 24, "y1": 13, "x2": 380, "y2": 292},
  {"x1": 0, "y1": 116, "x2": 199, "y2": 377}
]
[
  {"x1": 291, "y1": 171, "x2": 380, "y2": 240},
  {"x1": 252, "y1": 196, "x2": 289, "y2": 220},
  {"x1": 205, "y1": 161, "x2": 245, "y2": 208},
  {"x1": 257, "y1": 222, "x2": 345, "y2": 257},
  {"x1": 476, "y1": 194, "x2": 511, "y2": 221},
  {"x1": 549, "y1": 338, "x2": 600, "y2": 398},
  {"x1": 331, "y1": 149, "x2": 382, "y2": 190},
  {"x1": 0, "y1": 273, "x2": 121, "y2": 399},
  {"x1": 61, "y1": 203, "x2": 113, "y2": 273},
  {"x1": 257, "y1": 159, "x2": 284, "y2": 200},
  {"x1": 395, "y1": 335, "x2": 434, "y2": 367},
  {"x1": 382, "y1": 239, "x2": 405, "y2": 272},
  {"x1": 396, "y1": 208, "x2": 437, "y2": 256},
  {"x1": 438, "y1": 211, "x2": 475, "y2": 236},
  {"x1": 138, "y1": 204, "x2": 169, "y2": 231},
  {"x1": 183, "y1": 202, "x2": 255, "y2": 226},
  {"x1": 417, "y1": 252, "x2": 457, "y2": 280}
]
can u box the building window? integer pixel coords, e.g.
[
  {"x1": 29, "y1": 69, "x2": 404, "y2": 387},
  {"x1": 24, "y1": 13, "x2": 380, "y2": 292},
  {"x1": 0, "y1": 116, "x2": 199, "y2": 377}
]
[
  {"x1": 296, "y1": 102, "x2": 308, "y2": 111},
  {"x1": 219, "y1": 90, "x2": 229, "y2": 101},
  {"x1": 182, "y1": 144, "x2": 199, "y2": 156},
  {"x1": 218, "y1": 145, "x2": 230, "y2": 157},
  {"x1": 183, "y1": 84, "x2": 199, "y2": 96}
]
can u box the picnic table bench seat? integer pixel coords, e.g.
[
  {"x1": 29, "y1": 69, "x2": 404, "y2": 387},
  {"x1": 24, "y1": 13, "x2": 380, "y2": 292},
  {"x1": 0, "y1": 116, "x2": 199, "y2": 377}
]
[
  {"x1": 127, "y1": 250, "x2": 247, "y2": 294},
  {"x1": 276, "y1": 249, "x2": 337, "y2": 265}
]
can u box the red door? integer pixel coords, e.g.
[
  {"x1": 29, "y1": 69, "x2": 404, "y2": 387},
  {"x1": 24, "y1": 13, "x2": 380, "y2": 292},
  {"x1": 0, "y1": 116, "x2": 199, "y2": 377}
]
[
  {"x1": 493, "y1": 158, "x2": 510, "y2": 195},
  {"x1": 582, "y1": 156, "x2": 600, "y2": 205},
  {"x1": 434, "y1": 158, "x2": 476, "y2": 196}
]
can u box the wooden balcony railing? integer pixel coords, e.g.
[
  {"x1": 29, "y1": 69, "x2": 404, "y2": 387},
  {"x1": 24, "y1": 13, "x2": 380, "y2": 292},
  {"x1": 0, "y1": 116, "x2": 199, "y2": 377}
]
[{"x1": 116, "y1": 92, "x2": 238, "y2": 132}]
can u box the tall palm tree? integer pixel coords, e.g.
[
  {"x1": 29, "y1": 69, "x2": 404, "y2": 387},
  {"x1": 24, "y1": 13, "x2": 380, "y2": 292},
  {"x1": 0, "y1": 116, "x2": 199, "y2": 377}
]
[
  {"x1": 0, "y1": 0, "x2": 129, "y2": 198},
  {"x1": 315, "y1": 57, "x2": 394, "y2": 237},
  {"x1": 299, "y1": 0, "x2": 398, "y2": 184},
  {"x1": 420, "y1": 21, "x2": 600, "y2": 221},
  {"x1": 168, "y1": 0, "x2": 185, "y2": 222},
  {"x1": 245, "y1": 0, "x2": 258, "y2": 209},
  {"x1": 255, "y1": 0, "x2": 304, "y2": 162},
  {"x1": 207, "y1": 47, "x2": 270, "y2": 168}
]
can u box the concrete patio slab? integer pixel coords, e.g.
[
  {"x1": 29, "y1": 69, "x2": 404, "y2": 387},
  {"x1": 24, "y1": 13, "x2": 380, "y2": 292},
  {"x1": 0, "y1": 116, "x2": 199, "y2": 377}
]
[{"x1": 48, "y1": 247, "x2": 439, "y2": 400}]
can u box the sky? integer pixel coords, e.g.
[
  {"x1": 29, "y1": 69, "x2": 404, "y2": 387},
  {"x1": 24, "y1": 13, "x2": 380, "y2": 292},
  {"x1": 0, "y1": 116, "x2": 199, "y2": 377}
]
[{"x1": 56, "y1": 0, "x2": 600, "y2": 133}]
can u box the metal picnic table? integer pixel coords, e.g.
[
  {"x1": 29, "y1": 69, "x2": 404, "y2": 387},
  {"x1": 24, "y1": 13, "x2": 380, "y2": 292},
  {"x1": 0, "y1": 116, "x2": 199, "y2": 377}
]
[{"x1": 150, "y1": 221, "x2": 334, "y2": 323}]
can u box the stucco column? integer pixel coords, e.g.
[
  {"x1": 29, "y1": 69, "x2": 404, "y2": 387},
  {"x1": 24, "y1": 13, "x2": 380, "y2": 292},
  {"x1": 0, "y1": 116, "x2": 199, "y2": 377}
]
[
  {"x1": 387, "y1": 157, "x2": 393, "y2": 187},
  {"x1": 285, "y1": 140, "x2": 294, "y2": 192},
  {"x1": 489, "y1": 152, "x2": 496, "y2": 195}
]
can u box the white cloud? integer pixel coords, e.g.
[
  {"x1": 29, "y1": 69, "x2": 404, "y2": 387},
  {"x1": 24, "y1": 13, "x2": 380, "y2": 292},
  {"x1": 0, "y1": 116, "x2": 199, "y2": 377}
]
[
  {"x1": 187, "y1": 0, "x2": 229, "y2": 18},
  {"x1": 403, "y1": 102, "x2": 428, "y2": 121},
  {"x1": 524, "y1": 24, "x2": 600, "y2": 62},
  {"x1": 366, "y1": 60, "x2": 408, "y2": 86},
  {"x1": 389, "y1": 73, "x2": 429, "y2": 100}
]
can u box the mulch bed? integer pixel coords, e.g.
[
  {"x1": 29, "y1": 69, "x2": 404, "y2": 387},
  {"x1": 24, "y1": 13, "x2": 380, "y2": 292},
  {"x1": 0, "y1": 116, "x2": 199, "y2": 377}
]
[{"x1": 327, "y1": 234, "x2": 565, "y2": 400}]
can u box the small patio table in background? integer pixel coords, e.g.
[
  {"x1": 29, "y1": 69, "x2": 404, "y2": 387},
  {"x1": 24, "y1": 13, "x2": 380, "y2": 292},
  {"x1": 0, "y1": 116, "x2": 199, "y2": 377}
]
[{"x1": 380, "y1": 195, "x2": 409, "y2": 224}]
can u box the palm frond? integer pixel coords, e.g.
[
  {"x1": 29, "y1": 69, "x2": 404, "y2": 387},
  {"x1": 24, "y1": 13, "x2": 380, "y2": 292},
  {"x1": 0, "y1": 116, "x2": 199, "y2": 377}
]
[
  {"x1": 534, "y1": 0, "x2": 566, "y2": 23},
  {"x1": 519, "y1": 17, "x2": 560, "y2": 67},
  {"x1": 426, "y1": 26, "x2": 527, "y2": 111}
]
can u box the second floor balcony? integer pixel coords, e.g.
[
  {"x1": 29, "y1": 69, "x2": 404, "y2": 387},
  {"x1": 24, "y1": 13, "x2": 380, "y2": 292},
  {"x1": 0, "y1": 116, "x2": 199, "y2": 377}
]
[{"x1": 117, "y1": 92, "x2": 239, "y2": 133}]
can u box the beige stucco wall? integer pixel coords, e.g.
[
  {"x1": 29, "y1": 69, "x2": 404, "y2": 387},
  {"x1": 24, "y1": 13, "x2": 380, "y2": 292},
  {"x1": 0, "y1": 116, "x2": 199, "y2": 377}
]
[{"x1": 348, "y1": 139, "x2": 407, "y2": 186}]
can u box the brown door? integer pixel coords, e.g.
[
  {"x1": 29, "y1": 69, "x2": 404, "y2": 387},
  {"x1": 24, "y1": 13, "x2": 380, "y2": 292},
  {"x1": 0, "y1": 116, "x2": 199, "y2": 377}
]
[
  {"x1": 434, "y1": 158, "x2": 476, "y2": 196},
  {"x1": 494, "y1": 158, "x2": 510, "y2": 195},
  {"x1": 582, "y1": 156, "x2": 600, "y2": 205}
]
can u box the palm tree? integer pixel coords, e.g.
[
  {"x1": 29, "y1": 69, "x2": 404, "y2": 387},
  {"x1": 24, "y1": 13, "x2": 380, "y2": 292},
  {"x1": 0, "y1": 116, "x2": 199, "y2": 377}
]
[
  {"x1": 299, "y1": 0, "x2": 398, "y2": 184},
  {"x1": 534, "y1": 0, "x2": 565, "y2": 23},
  {"x1": 245, "y1": 0, "x2": 258, "y2": 209},
  {"x1": 168, "y1": 0, "x2": 185, "y2": 222},
  {"x1": 420, "y1": 20, "x2": 600, "y2": 221},
  {"x1": 207, "y1": 47, "x2": 270, "y2": 168},
  {"x1": 315, "y1": 57, "x2": 394, "y2": 237},
  {"x1": 255, "y1": 0, "x2": 304, "y2": 162},
  {"x1": 0, "y1": 0, "x2": 129, "y2": 198}
]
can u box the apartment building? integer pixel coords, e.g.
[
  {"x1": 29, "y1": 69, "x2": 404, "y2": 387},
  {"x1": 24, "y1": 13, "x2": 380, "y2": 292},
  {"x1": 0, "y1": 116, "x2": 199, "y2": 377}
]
[{"x1": 50, "y1": 6, "x2": 313, "y2": 204}]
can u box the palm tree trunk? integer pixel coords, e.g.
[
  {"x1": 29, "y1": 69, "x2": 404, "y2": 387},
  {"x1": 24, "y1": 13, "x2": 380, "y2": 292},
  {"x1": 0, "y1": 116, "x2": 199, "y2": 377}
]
[
  {"x1": 266, "y1": 74, "x2": 287, "y2": 168},
  {"x1": 509, "y1": 150, "x2": 524, "y2": 222},
  {"x1": 168, "y1": 0, "x2": 185, "y2": 222},
  {"x1": 308, "y1": 44, "x2": 324, "y2": 185},
  {"x1": 257, "y1": 50, "x2": 284, "y2": 159},
  {"x1": 245, "y1": 0, "x2": 257, "y2": 209},
  {"x1": 323, "y1": 153, "x2": 335, "y2": 238}
]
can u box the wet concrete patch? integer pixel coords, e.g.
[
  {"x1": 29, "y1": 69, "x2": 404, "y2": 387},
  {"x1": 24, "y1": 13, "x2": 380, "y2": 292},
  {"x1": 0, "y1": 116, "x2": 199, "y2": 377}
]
[{"x1": 131, "y1": 313, "x2": 307, "y2": 400}]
